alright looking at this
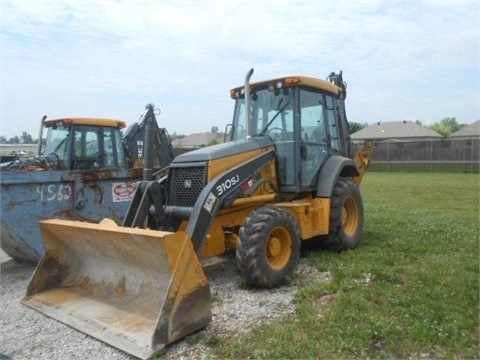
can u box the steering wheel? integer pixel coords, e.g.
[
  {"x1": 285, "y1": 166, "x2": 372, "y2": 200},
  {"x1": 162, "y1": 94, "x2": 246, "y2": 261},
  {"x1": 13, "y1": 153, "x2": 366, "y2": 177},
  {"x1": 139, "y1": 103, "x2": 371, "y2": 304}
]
[{"x1": 266, "y1": 127, "x2": 284, "y2": 140}]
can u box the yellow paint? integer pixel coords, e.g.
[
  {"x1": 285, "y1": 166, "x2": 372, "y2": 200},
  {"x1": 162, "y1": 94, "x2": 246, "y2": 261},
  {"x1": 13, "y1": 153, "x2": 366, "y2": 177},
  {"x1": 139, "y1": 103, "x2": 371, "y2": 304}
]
[
  {"x1": 163, "y1": 231, "x2": 208, "y2": 292},
  {"x1": 230, "y1": 76, "x2": 341, "y2": 98},
  {"x1": 162, "y1": 231, "x2": 210, "y2": 339},
  {"x1": 266, "y1": 225, "x2": 292, "y2": 270},
  {"x1": 207, "y1": 146, "x2": 276, "y2": 183},
  {"x1": 275, "y1": 197, "x2": 331, "y2": 239},
  {"x1": 44, "y1": 118, "x2": 126, "y2": 129},
  {"x1": 200, "y1": 205, "x2": 261, "y2": 257},
  {"x1": 230, "y1": 193, "x2": 277, "y2": 208},
  {"x1": 341, "y1": 195, "x2": 359, "y2": 236},
  {"x1": 200, "y1": 223, "x2": 225, "y2": 257}
]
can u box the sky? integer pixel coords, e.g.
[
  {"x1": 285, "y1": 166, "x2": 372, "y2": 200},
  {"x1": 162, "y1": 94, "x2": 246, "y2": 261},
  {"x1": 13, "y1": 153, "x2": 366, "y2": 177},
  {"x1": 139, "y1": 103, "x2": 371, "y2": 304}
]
[{"x1": 1, "y1": 0, "x2": 479, "y2": 139}]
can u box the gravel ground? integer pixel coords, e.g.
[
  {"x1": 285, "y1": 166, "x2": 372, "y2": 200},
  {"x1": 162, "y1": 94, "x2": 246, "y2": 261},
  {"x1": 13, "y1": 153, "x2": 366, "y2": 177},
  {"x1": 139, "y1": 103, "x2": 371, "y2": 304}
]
[{"x1": 0, "y1": 249, "x2": 331, "y2": 359}]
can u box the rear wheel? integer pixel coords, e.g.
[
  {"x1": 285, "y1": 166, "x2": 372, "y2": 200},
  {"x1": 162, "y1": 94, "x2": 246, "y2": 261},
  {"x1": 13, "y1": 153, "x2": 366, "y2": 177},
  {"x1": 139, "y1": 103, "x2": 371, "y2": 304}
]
[
  {"x1": 327, "y1": 177, "x2": 364, "y2": 251},
  {"x1": 236, "y1": 206, "x2": 300, "y2": 288}
]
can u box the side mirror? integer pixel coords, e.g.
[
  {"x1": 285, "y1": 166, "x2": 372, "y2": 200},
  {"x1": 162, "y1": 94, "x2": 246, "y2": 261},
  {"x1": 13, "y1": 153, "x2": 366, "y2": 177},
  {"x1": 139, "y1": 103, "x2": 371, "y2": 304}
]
[{"x1": 300, "y1": 144, "x2": 308, "y2": 160}]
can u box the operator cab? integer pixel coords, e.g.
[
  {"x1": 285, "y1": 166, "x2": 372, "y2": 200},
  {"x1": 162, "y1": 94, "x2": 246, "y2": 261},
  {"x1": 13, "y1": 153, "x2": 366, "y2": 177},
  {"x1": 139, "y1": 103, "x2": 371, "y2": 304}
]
[
  {"x1": 229, "y1": 74, "x2": 352, "y2": 192},
  {"x1": 44, "y1": 118, "x2": 127, "y2": 170}
]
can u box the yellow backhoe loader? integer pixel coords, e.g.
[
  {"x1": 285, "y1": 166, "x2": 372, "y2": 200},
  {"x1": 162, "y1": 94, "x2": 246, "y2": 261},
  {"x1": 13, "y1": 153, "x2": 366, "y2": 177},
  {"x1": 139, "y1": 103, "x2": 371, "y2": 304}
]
[{"x1": 23, "y1": 70, "x2": 373, "y2": 359}]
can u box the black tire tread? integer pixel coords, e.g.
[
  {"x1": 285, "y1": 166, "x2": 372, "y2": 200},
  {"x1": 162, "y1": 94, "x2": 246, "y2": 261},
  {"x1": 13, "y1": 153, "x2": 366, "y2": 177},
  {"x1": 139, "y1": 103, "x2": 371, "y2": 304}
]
[
  {"x1": 327, "y1": 177, "x2": 364, "y2": 251},
  {"x1": 236, "y1": 205, "x2": 300, "y2": 288}
]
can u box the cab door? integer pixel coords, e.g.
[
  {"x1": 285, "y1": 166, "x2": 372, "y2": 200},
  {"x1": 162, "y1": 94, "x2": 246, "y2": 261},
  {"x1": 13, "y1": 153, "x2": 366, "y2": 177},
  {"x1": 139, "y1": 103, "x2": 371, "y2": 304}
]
[{"x1": 299, "y1": 89, "x2": 329, "y2": 188}]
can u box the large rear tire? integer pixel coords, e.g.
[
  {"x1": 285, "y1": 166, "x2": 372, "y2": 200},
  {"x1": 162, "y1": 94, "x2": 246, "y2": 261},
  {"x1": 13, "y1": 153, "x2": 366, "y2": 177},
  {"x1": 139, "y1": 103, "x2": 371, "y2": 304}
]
[
  {"x1": 327, "y1": 177, "x2": 364, "y2": 251},
  {"x1": 236, "y1": 206, "x2": 300, "y2": 288}
]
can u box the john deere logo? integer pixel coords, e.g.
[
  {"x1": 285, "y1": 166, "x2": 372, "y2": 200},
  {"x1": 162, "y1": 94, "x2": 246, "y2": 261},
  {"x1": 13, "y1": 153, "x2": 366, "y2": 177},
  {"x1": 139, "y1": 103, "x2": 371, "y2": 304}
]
[{"x1": 184, "y1": 179, "x2": 192, "y2": 188}]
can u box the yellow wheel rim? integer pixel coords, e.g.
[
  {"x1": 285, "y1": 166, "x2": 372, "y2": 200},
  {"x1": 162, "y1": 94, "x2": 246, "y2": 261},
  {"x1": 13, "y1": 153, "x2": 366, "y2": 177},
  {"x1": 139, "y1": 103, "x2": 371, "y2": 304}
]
[
  {"x1": 342, "y1": 195, "x2": 359, "y2": 236},
  {"x1": 266, "y1": 227, "x2": 292, "y2": 270}
]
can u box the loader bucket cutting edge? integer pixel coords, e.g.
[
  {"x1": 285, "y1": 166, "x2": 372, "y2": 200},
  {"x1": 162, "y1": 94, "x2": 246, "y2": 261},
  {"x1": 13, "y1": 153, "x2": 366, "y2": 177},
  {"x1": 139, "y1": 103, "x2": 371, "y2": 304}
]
[{"x1": 22, "y1": 218, "x2": 212, "y2": 360}]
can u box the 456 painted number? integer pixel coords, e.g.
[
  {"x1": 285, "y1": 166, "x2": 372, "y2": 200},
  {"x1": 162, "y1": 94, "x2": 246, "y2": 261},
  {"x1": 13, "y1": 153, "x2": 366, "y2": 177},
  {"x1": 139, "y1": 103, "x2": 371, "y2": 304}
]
[
  {"x1": 36, "y1": 184, "x2": 72, "y2": 202},
  {"x1": 216, "y1": 174, "x2": 240, "y2": 196}
]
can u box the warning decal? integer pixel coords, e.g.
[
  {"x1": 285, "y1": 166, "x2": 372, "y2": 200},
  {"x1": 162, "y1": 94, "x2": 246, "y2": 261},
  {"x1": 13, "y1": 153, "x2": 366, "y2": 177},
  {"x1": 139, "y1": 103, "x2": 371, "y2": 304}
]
[
  {"x1": 203, "y1": 192, "x2": 219, "y2": 215},
  {"x1": 112, "y1": 182, "x2": 136, "y2": 202}
]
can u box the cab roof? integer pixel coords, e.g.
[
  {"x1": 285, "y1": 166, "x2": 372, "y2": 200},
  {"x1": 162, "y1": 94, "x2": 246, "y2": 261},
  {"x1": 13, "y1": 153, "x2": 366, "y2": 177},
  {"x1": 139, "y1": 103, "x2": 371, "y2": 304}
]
[
  {"x1": 230, "y1": 75, "x2": 342, "y2": 97},
  {"x1": 44, "y1": 118, "x2": 126, "y2": 129}
]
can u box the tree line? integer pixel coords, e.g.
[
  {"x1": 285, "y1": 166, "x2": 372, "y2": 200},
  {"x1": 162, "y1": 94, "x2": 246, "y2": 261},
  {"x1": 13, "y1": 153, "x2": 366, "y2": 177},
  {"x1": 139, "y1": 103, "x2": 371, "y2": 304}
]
[
  {"x1": 0, "y1": 130, "x2": 192, "y2": 145},
  {"x1": 0, "y1": 118, "x2": 469, "y2": 144},
  {"x1": 0, "y1": 131, "x2": 39, "y2": 144}
]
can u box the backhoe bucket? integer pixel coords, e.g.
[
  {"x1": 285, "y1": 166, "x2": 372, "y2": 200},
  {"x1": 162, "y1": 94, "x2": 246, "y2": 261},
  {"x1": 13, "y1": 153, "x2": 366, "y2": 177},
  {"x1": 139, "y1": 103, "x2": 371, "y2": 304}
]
[{"x1": 22, "y1": 218, "x2": 211, "y2": 360}]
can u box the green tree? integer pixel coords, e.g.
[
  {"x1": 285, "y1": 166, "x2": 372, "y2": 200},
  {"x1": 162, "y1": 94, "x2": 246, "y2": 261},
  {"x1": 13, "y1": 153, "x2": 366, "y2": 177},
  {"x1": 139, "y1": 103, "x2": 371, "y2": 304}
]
[
  {"x1": 21, "y1": 131, "x2": 35, "y2": 144},
  {"x1": 211, "y1": 126, "x2": 219, "y2": 134},
  {"x1": 348, "y1": 122, "x2": 367, "y2": 134},
  {"x1": 170, "y1": 132, "x2": 186, "y2": 141},
  {"x1": 8, "y1": 135, "x2": 20, "y2": 144},
  {"x1": 427, "y1": 117, "x2": 467, "y2": 138},
  {"x1": 4, "y1": 132, "x2": 37, "y2": 144}
]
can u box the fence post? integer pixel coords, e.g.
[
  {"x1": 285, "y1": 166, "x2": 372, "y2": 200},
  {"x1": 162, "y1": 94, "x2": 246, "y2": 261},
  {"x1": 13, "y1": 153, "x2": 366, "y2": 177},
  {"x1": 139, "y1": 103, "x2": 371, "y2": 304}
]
[
  {"x1": 471, "y1": 138, "x2": 474, "y2": 172},
  {"x1": 387, "y1": 140, "x2": 390, "y2": 171},
  {"x1": 430, "y1": 139, "x2": 433, "y2": 173}
]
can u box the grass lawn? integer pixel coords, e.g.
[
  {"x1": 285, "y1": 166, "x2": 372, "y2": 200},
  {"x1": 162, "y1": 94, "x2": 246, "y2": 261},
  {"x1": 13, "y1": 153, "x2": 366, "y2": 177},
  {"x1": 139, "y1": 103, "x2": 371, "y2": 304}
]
[{"x1": 214, "y1": 172, "x2": 479, "y2": 359}]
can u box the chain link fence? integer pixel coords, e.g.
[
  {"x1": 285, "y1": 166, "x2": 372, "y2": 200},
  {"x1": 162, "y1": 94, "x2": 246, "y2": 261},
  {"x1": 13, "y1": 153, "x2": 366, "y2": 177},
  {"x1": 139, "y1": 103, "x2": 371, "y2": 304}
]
[{"x1": 355, "y1": 138, "x2": 479, "y2": 172}]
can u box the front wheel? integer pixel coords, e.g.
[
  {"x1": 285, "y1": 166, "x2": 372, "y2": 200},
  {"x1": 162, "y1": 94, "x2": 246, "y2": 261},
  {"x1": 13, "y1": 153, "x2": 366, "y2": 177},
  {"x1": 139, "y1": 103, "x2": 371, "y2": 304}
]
[
  {"x1": 236, "y1": 206, "x2": 300, "y2": 288},
  {"x1": 327, "y1": 177, "x2": 364, "y2": 251}
]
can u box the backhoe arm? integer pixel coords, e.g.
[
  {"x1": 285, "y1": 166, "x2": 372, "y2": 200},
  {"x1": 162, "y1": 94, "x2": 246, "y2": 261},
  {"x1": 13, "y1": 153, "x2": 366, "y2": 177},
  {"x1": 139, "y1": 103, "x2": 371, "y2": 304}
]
[
  {"x1": 352, "y1": 141, "x2": 374, "y2": 185},
  {"x1": 122, "y1": 104, "x2": 175, "y2": 172}
]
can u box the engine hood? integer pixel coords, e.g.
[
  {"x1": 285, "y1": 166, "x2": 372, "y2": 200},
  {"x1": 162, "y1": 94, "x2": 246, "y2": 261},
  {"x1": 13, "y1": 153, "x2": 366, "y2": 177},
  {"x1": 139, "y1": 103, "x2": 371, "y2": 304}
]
[{"x1": 172, "y1": 136, "x2": 274, "y2": 164}]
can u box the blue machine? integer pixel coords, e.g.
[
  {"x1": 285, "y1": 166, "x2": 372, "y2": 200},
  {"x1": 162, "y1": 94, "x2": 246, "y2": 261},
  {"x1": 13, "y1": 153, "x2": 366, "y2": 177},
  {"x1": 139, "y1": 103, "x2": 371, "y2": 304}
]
[
  {"x1": 1, "y1": 168, "x2": 139, "y2": 261},
  {"x1": 0, "y1": 104, "x2": 174, "y2": 262}
]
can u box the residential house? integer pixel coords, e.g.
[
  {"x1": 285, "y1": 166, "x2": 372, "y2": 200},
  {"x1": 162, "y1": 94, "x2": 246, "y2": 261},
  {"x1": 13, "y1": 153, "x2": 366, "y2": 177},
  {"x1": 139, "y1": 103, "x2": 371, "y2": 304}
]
[
  {"x1": 351, "y1": 120, "x2": 442, "y2": 143},
  {"x1": 172, "y1": 132, "x2": 225, "y2": 149}
]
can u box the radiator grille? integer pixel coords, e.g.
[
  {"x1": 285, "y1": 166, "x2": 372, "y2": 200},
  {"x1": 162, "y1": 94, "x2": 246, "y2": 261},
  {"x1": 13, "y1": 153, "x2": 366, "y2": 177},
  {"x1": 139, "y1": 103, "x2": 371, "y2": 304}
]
[{"x1": 169, "y1": 166, "x2": 206, "y2": 207}]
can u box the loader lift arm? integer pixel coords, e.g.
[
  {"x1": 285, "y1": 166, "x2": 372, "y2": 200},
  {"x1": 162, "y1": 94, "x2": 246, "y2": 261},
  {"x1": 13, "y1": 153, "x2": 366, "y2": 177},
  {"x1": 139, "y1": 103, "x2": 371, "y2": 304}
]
[
  {"x1": 123, "y1": 148, "x2": 276, "y2": 252},
  {"x1": 122, "y1": 179, "x2": 165, "y2": 228},
  {"x1": 186, "y1": 149, "x2": 275, "y2": 252}
]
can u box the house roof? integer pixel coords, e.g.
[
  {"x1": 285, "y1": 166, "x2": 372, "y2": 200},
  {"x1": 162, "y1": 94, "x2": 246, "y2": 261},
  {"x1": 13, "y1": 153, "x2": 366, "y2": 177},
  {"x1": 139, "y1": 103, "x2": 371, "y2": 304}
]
[
  {"x1": 172, "y1": 132, "x2": 225, "y2": 148},
  {"x1": 450, "y1": 120, "x2": 480, "y2": 138},
  {"x1": 351, "y1": 120, "x2": 442, "y2": 141}
]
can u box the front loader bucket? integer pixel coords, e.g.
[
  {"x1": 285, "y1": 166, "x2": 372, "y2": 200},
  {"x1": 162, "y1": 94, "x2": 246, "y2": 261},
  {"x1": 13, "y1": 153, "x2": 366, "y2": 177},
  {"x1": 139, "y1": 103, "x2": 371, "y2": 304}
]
[{"x1": 22, "y1": 218, "x2": 211, "y2": 360}]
